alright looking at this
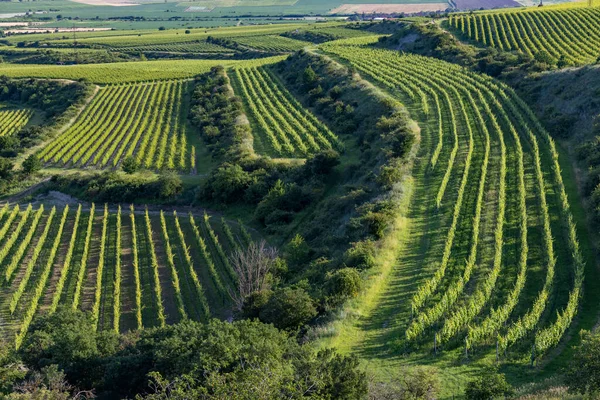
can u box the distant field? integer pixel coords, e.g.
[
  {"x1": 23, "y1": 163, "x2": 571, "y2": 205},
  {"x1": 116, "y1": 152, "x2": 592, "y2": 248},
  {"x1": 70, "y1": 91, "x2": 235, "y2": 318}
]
[
  {"x1": 226, "y1": 35, "x2": 312, "y2": 52},
  {"x1": 0, "y1": 56, "x2": 286, "y2": 83},
  {"x1": 330, "y1": 2, "x2": 448, "y2": 13}
]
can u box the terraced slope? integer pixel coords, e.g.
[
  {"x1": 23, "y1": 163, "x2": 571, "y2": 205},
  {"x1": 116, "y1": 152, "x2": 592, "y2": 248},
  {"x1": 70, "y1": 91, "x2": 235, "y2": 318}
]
[
  {"x1": 39, "y1": 80, "x2": 193, "y2": 171},
  {"x1": 225, "y1": 35, "x2": 312, "y2": 52},
  {"x1": 321, "y1": 40, "x2": 585, "y2": 358},
  {"x1": 0, "y1": 108, "x2": 33, "y2": 136},
  {"x1": 448, "y1": 7, "x2": 600, "y2": 65},
  {"x1": 0, "y1": 203, "x2": 252, "y2": 348},
  {"x1": 230, "y1": 66, "x2": 341, "y2": 157}
]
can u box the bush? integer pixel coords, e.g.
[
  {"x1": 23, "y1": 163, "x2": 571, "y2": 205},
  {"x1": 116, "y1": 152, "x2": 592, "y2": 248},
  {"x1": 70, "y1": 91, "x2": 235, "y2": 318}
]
[
  {"x1": 344, "y1": 240, "x2": 377, "y2": 270},
  {"x1": 304, "y1": 149, "x2": 340, "y2": 176},
  {"x1": 465, "y1": 370, "x2": 513, "y2": 400},
  {"x1": 22, "y1": 154, "x2": 42, "y2": 175},
  {"x1": 259, "y1": 287, "x2": 317, "y2": 331},
  {"x1": 121, "y1": 156, "x2": 139, "y2": 174},
  {"x1": 157, "y1": 171, "x2": 182, "y2": 198},
  {"x1": 566, "y1": 330, "x2": 600, "y2": 395},
  {"x1": 326, "y1": 268, "x2": 362, "y2": 305}
]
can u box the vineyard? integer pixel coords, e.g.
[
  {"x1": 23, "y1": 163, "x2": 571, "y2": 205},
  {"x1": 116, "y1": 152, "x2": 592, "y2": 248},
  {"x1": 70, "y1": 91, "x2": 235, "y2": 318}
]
[
  {"x1": 448, "y1": 6, "x2": 600, "y2": 65},
  {"x1": 225, "y1": 35, "x2": 312, "y2": 53},
  {"x1": 39, "y1": 80, "x2": 193, "y2": 171},
  {"x1": 117, "y1": 41, "x2": 233, "y2": 54},
  {"x1": 0, "y1": 203, "x2": 250, "y2": 348},
  {"x1": 321, "y1": 40, "x2": 585, "y2": 357},
  {"x1": 0, "y1": 108, "x2": 33, "y2": 137},
  {"x1": 230, "y1": 66, "x2": 341, "y2": 157},
  {"x1": 0, "y1": 56, "x2": 287, "y2": 84}
]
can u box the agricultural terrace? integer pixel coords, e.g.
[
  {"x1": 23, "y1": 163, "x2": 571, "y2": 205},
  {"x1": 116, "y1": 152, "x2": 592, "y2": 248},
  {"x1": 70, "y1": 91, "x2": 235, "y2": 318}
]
[
  {"x1": 39, "y1": 80, "x2": 192, "y2": 172},
  {"x1": 0, "y1": 108, "x2": 33, "y2": 137},
  {"x1": 116, "y1": 41, "x2": 233, "y2": 54},
  {"x1": 448, "y1": 5, "x2": 600, "y2": 65},
  {"x1": 0, "y1": 203, "x2": 252, "y2": 349},
  {"x1": 32, "y1": 24, "x2": 313, "y2": 48},
  {"x1": 225, "y1": 35, "x2": 312, "y2": 53},
  {"x1": 230, "y1": 66, "x2": 341, "y2": 157},
  {"x1": 321, "y1": 40, "x2": 585, "y2": 357},
  {"x1": 0, "y1": 56, "x2": 287, "y2": 84}
]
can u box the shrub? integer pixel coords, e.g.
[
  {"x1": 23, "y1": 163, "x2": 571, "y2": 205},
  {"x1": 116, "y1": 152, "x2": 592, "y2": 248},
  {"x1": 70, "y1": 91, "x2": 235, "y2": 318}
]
[
  {"x1": 327, "y1": 268, "x2": 362, "y2": 304},
  {"x1": 304, "y1": 149, "x2": 340, "y2": 176},
  {"x1": 566, "y1": 330, "x2": 600, "y2": 395},
  {"x1": 259, "y1": 287, "x2": 317, "y2": 331},
  {"x1": 121, "y1": 156, "x2": 139, "y2": 174},
  {"x1": 344, "y1": 240, "x2": 377, "y2": 270},
  {"x1": 465, "y1": 370, "x2": 513, "y2": 400},
  {"x1": 157, "y1": 171, "x2": 182, "y2": 199},
  {"x1": 22, "y1": 154, "x2": 42, "y2": 175}
]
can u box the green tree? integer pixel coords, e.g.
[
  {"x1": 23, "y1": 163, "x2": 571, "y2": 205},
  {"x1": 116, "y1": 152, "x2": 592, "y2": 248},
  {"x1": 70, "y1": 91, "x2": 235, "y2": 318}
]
[
  {"x1": 22, "y1": 154, "x2": 42, "y2": 175},
  {"x1": 259, "y1": 287, "x2": 317, "y2": 331},
  {"x1": 157, "y1": 171, "x2": 182, "y2": 198},
  {"x1": 465, "y1": 370, "x2": 513, "y2": 400},
  {"x1": 327, "y1": 268, "x2": 362, "y2": 302},
  {"x1": 121, "y1": 156, "x2": 139, "y2": 174},
  {"x1": 566, "y1": 330, "x2": 600, "y2": 395}
]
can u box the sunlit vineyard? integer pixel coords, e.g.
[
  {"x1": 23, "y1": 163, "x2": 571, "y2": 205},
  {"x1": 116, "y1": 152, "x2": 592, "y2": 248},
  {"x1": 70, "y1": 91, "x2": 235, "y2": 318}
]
[
  {"x1": 116, "y1": 41, "x2": 232, "y2": 53},
  {"x1": 226, "y1": 35, "x2": 312, "y2": 52},
  {"x1": 0, "y1": 56, "x2": 287, "y2": 84},
  {"x1": 230, "y1": 66, "x2": 341, "y2": 157},
  {"x1": 448, "y1": 6, "x2": 600, "y2": 65},
  {"x1": 321, "y1": 40, "x2": 584, "y2": 356},
  {"x1": 39, "y1": 80, "x2": 192, "y2": 171},
  {"x1": 0, "y1": 203, "x2": 251, "y2": 348},
  {"x1": 0, "y1": 108, "x2": 33, "y2": 136}
]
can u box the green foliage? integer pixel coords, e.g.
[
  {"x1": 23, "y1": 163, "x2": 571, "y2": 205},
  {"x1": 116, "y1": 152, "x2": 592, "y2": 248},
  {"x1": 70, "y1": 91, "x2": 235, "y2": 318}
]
[
  {"x1": 21, "y1": 154, "x2": 41, "y2": 175},
  {"x1": 259, "y1": 287, "x2": 317, "y2": 331},
  {"x1": 157, "y1": 171, "x2": 182, "y2": 198},
  {"x1": 566, "y1": 331, "x2": 600, "y2": 395},
  {"x1": 19, "y1": 308, "x2": 118, "y2": 387},
  {"x1": 465, "y1": 370, "x2": 513, "y2": 400},
  {"x1": 122, "y1": 156, "x2": 139, "y2": 174},
  {"x1": 326, "y1": 267, "x2": 362, "y2": 305},
  {"x1": 344, "y1": 240, "x2": 376, "y2": 270}
]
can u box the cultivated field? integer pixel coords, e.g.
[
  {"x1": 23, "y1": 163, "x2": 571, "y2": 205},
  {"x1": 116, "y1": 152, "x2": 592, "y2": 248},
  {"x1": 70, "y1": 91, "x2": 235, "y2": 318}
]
[
  {"x1": 0, "y1": 56, "x2": 287, "y2": 83},
  {"x1": 39, "y1": 80, "x2": 193, "y2": 171},
  {"x1": 449, "y1": 6, "x2": 600, "y2": 65},
  {"x1": 330, "y1": 3, "x2": 449, "y2": 13},
  {"x1": 230, "y1": 66, "x2": 341, "y2": 157},
  {"x1": 225, "y1": 35, "x2": 312, "y2": 52},
  {"x1": 0, "y1": 203, "x2": 251, "y2": 348},
  {"x1": 322, "y1": 39, "x2": 584, "y2": 357},
  {"x1": 0, "y1": 108, "x2": 33, "y2": 137}
]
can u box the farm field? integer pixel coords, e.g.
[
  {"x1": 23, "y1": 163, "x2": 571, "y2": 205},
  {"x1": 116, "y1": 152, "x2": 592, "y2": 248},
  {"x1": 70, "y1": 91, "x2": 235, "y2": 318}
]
[
  {"x1": 448, "y1": 6, "x2": 600, "y2": 65},
  {"x1": 0, "y1": 202, "x2": 250, "y2": 348},
  {"x1": 224, "y1": 35, "x2": 312, "y2": 53},
  {"x1": 116, "y1": 41, "x2": 233, "y2": 53},
  {"x1": 320, "y1": 40, "x2": 590, "y2": 367},
  {"x1": 230, "y1": 66, "x2": 341, "y2": 157},
  {"x1": 1, "y1": 6, "x2": 600, "y2": 397},
  {"x1": 0, "y1": 108, "x2": 33, "y2": 137},
  {"x1": 39, "y1": 80, "x2": 193, "y2": 171},
  {"x1": 0, "y1": 56, "x2": 287, "y2": 83}
]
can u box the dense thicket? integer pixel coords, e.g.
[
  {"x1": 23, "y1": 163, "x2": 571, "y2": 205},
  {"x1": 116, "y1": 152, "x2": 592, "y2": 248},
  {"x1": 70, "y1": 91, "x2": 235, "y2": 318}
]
[
  {"x1": 0, "y1": 76, "x2": 89, "y2": 118},
  {"x1": 7, "y1": 309, "x2": 367, "y2": 399}
]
